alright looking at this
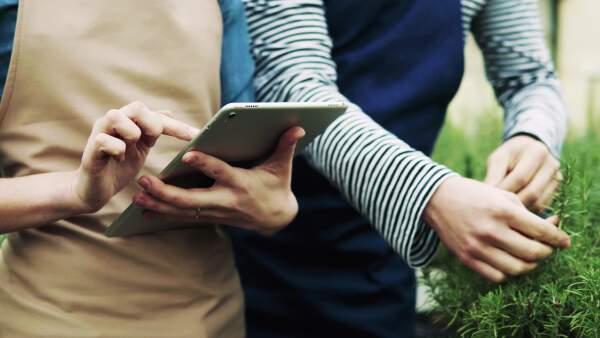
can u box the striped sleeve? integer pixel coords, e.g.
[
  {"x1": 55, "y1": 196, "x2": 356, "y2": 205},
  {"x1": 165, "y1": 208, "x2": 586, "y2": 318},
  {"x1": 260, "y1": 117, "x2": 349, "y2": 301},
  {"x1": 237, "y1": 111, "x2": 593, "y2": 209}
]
[
  {"x1": 243, "y1": 0, "x2": 457, "y2": 267},
  {"x1": 465, "y1": 0, "x2": 568, "y2": 158}
]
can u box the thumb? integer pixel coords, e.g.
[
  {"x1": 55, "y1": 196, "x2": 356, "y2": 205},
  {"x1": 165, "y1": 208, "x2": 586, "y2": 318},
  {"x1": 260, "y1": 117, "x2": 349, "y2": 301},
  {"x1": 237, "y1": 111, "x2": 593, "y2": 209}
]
[
  {"x1": 261, "y1": 127, "x2": 305, "y2": 173},
  {"x1": 484, "y1": 150, "x2": 511, "y2": 186}
]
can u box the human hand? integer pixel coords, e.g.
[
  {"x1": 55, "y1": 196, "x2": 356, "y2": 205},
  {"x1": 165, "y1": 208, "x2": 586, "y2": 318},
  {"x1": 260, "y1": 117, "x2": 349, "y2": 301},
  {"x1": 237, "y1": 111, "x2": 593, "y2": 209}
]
[
  {"x1": 484, "y1": 135, "x2": 561, "y2": 212},
  {"x1": 72, "y1": 101, "x2": 198, "y2": 213},
  {"x1": 132, "y1": 127, "x2": 305, "y2": 235},
  {"x1": 424, "y1": 176, "x2": 571, "y2": 283}
]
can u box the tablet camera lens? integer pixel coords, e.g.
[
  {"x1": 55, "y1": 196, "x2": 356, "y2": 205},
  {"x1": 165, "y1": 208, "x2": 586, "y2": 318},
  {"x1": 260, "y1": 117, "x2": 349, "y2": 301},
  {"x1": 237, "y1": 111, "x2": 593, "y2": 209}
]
[{"x1": 228, "y1": 112, "x2": 237, "y2": 120}]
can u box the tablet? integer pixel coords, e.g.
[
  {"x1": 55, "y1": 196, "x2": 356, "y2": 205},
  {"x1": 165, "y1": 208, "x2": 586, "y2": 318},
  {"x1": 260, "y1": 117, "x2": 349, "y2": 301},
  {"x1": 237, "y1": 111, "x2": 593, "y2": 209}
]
[{"x1": 105, "y1": 102, "x2": 347, "y2": 237}]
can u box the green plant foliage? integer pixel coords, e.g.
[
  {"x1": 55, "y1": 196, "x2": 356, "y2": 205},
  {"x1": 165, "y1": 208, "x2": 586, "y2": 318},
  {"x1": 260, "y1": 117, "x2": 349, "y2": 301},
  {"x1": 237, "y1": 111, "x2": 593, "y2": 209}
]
[{"x1": 424, "y1": 118, "x2": 600, "y2": 337}]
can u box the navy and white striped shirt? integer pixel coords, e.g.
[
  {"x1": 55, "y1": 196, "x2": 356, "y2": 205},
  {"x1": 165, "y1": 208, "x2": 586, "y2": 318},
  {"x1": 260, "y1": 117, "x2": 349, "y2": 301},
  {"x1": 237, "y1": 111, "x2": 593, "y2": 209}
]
[{"x1": 243, "y1": 0, "x2": 567, "y2": 267}]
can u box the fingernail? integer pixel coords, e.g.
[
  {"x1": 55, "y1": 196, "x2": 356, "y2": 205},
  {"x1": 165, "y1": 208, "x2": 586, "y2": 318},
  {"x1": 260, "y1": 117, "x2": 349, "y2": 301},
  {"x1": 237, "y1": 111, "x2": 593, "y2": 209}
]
[
  {"x1": 562, "y1": 237, "x2": 571, "y2": 248},
  {"x1": 298, "y1": 128, "x2": 306, "y2": 138},
  {"x1": 182, "y1": 153, "x2": 196, "y2": 164},
  {"x1": 138, "y1": 177, "x2": 151, "y2": 190}
]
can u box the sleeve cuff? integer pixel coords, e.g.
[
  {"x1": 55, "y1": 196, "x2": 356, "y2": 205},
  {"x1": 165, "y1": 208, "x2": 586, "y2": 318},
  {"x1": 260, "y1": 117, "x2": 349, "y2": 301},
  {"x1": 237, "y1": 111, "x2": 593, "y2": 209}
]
[
  {"x1": 395, "y1": 164, "x2": 458, "y2": 268},
  {"x1": 504, "y1": 115, "x2": 562, "y2": 159}
]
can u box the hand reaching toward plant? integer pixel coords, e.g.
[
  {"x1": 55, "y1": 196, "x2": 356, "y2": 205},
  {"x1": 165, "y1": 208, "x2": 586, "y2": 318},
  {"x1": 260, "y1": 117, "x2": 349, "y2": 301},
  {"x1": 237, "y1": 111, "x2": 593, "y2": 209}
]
[
  {"x1": 484, "y1": 135, "x2": 561, "y2": 212},
  {"x1": 424, "y1": 176, "x2": 571, "y2": 283}
]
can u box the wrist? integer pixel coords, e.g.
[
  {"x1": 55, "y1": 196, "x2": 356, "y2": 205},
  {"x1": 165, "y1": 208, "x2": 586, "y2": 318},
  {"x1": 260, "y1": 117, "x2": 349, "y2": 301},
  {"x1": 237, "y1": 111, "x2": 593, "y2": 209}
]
[
  {"x1": 423, "y1": 175, "x2": 462, "y2": 231},
  {"x1": 58, "y1": 170, "x2": 95, "y2": 215}
]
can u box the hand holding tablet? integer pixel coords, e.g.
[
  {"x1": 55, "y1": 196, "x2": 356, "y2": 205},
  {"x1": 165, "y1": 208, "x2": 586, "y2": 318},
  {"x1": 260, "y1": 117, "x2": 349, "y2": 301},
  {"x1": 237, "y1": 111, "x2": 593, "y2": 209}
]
[
  {"x1": 106, "y1": 102, "x2": 347, "y2": 237},
  {"x1": 132, "y1": 126, "x2": 305, "y2": 235}
]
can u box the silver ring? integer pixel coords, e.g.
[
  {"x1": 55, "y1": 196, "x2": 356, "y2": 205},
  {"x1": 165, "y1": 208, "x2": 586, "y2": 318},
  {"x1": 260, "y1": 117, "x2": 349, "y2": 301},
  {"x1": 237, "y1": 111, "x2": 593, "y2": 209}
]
[{"x1": 193, "y1": 208, "x2": 201, "y2": 219}]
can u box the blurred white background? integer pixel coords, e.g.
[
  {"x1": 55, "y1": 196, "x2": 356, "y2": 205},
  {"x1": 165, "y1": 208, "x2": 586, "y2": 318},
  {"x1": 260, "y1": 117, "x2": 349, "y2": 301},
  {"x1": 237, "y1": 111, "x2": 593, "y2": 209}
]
[{"x1": 449, "y1": 0, "x2": 600, "y2": 132}]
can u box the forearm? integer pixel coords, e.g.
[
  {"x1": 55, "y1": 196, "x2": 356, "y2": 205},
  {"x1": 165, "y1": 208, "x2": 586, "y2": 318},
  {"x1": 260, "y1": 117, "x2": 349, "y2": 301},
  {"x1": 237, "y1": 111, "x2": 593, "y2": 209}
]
[
  {"x1": 471, "y1": 0, "x2": 567, "y2": 157},
  {"x1": 303, "y1": 101, "x2": 457, "y2": 267},
  {"x1": 501, "y1": 81, "x2": 567, "y2": 158},
  {"x1": 0, "y1": 171, "x2": 83, "y2": 232},
  {"x1": 244, "y1": 0, "x2": 456, "y2": 267}
]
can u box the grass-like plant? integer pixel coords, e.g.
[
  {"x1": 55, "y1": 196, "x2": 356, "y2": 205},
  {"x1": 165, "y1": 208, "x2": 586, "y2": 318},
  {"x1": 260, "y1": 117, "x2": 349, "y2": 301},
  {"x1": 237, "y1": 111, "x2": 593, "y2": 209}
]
[{"x1": 424, "y1": 117, "x2": 600, "y2": 337}]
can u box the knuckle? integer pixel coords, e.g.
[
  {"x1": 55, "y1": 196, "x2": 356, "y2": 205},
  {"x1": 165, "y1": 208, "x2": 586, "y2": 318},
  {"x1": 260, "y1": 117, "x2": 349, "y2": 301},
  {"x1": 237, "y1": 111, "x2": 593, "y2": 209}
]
[
  {"x1": 274, "y1": 194, "x2": 298, "y2": 226},
  {"x1": 94, "y1": 133, "x2": 109, "y2": 146},
  {"x1": 513, "y1": 176, "x2": 528, "y2": 187},
  {"x1": 474, "y1": 224, "x2": 495, "y2": 241},
  {"x1": 105, "y1": 109, "x2": 122, "y2": 123},
  {"x1": 490, "y1": 202, "x2": 511, "y2": 219},
  {"x1": 210, "y1": 167, "x2": 224, "y2": 180},
  {"x1": 457, "y1": 251, "x2": 473, "y2": 266},
  {"x1": 463, "y1": 239, "x2": 481, "y2": 257},
  {"x1": 132, "y1": 126, "x2": 143, "y2": 139},
  {"x1": 286, "y1": 196, "x2": 299, "y2": 219},
  {"x1": 521, "y1": 192, "x2": 537, "y2": 206},
  {"x1": 129, "y1": 101, "x2": 147, "y2": 112}
]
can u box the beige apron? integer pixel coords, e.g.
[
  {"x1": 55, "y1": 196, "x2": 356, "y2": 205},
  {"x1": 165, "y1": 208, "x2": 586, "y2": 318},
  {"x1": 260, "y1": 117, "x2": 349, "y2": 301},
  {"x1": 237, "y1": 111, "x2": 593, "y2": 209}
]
[{"x1": 0, "y1": 1, "x2": 244, "y2": 337}]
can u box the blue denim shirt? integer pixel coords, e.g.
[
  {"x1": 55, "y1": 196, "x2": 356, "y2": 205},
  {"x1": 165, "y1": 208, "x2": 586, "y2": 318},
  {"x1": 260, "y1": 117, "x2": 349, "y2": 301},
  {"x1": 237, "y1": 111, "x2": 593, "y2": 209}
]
[
  {"x1": 219, "y1": 0, "x2": 255, "y2": 104},
  {"x1": 0, "y1": 0, "x2": 255, "y2": 105}
]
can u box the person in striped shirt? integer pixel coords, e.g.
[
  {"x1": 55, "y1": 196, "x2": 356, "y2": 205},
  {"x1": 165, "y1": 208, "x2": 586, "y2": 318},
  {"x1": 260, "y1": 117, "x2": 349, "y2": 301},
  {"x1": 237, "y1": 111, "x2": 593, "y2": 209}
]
[{"x1": 225, "y1": 0, "x2": 571, "y2": 337}]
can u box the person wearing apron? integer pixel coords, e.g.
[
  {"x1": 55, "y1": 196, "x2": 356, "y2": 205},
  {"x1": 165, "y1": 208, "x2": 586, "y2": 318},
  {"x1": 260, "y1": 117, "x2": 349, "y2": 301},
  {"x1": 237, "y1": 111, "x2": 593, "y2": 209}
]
[
  {"x1": 0, "y1": 0, "x2": 300, "y2": 336},
  {"x1": 231, "y1": 1, "x2": 464, "y2": 337}
]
